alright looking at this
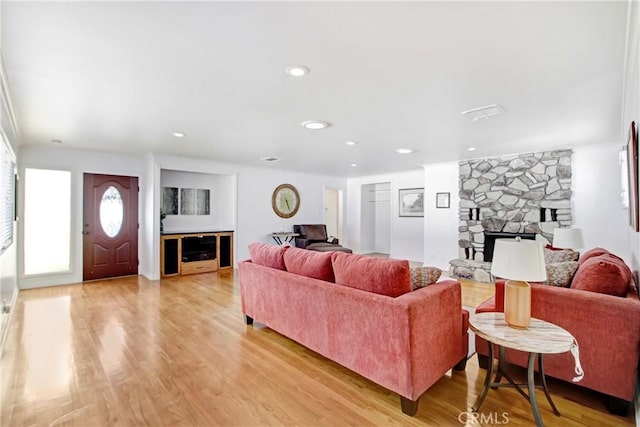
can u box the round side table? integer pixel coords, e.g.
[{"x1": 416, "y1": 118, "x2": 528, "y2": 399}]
[{"x1": 470, "y1": 312, "x2": 578, "y2": 427}]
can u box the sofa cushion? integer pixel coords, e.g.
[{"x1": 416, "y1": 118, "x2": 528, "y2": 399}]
[
  {"x1": 410, "y1": 266, "x2": 442, "y2": 290},
  {"x1": 300, "y1": 224, "x2": 327, "y2": 241},
  {"x1": 283, "y1": 246, "x2": 335, "y2": 282},
  {"x1": 248, "y1": 242, "x2": 289, "y2": 270},
  {"x1": 544, "y1": 246, "x2": 579, "y2": 263},
  {"x1": 331, "y1": 252, "x2": 412, "y2": 297},
  {"x1": 544, "y1": 261, "x2": 579, "y2": 287},
  {"x1": 571, "y1": 255, "x2": 630, "y2": 297},
  {"x1": 578, "y1": 247, "x2": 610, "y2": 265}
]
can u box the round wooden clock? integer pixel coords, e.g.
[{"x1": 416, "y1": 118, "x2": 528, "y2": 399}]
[{"x1": 272, "y1": 184, "x2": 300, "y2": 218}]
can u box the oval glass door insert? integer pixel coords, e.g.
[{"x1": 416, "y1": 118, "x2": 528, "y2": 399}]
[{"x1": 100, "y1": 186, "x2": 124, "y2": 238}]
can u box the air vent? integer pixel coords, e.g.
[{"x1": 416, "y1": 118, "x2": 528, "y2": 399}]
[
  {"x1": 461, "y1": 104, "x2": 505, "y2": 121},
  {"x1": 260, "y1": 156, "x2": 281, "y2": 162}
]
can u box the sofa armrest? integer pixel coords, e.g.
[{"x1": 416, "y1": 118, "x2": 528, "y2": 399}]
[
  {"x1": 295, "y1": 238, "x2": 310, "y2": 249},
  {"x1": 474, "y1": 280, "x2": 505, "y2": 314},
  {"x1": 396, "y1": 280, "x2": 467, "y2": 398}
]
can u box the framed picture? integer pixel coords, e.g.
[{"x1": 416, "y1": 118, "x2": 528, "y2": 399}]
[
  {"x1": 436, "y1": 192, "x2": 450, "y2": 209},
  {"x1": 162, "y1": 187, "x2": 179, "y2": 215},
  {"x1": 399, "y1": 188, "x2": 424, "y2": 217},
  {"x1": 627, "y1": 121, "x2": 639, "y2": 232}
]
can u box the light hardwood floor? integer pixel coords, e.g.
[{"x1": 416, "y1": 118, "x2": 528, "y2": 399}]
[{"x1": 0, "y1": 272, "x2": 634, "y2": 426}]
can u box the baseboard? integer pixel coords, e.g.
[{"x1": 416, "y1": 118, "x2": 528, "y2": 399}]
[{"x1": 0, "y1": 289, "x2": 18, "y2": 354}]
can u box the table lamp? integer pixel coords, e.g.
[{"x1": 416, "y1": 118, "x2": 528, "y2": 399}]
[
  {"x1": 491, "y1": 238, "x2": 547, "y2": 329},
  {"x1": 552, "y1": 228, "x2": 584, "y2": 249}
]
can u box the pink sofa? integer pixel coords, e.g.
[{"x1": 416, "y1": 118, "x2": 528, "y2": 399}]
[
  {"x1": 239, "y1": 243, "x2": 469, "y2": 415},
  {"x1": 475, "y1": 247, "x2": 640, "y2": 415}
]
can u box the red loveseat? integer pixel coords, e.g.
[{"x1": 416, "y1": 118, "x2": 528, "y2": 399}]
[
  {"x1": 239, "y1": 243, "x2": 469, "y2": 415},
  {"x1": 475, "y1": 247, "x2": 640, "y2": 414}
]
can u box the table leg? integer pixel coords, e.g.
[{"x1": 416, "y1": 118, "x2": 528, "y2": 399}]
[
  {"x1": 493, "y1": 345, "x2": 504, "y2": 386},
  {"x1": 527, "y1": 353, "x2": 544, "y2": 427},
  {"x1": 539, "y1": 354, "x2": 560, "y2": 416},
  {"x1": 496, "y1": 345, "x2": 529, "y2": 400},
  {"x1": 272, "y1": 236, "x2": 283, "y2": 245},
  {"x1": 472, "y1": 342, "x2": 494, "y2": 412}
]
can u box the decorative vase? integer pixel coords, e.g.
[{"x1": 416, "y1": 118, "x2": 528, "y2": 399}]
[{"x1": 504, "y1": 279, "x2": 531, "y2": 329}]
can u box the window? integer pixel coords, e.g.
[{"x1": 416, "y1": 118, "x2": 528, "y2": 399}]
[
  {"x1": 24, "y1": 168, "x2": 71, "y2": 275},
  {"x1": 0, "y1": 134, "x2": 15, "y2": 256}
]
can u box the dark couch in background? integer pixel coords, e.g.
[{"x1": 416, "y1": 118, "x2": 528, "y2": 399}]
[{"x1": 293, "y1": 224, "x2": 352, "y2": 253}]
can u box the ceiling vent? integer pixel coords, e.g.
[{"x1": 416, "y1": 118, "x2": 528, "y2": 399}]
[
  {"x1": 461, "y1": 104, "x2": 505, "y2": 121},
  {"x1": 260, "y1": 156, "x2": 281, "y2": 162}
]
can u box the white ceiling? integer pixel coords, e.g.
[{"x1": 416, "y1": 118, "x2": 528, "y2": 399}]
[{"x1": 1, "y1": 1, "x2": 632, "y2": 176}]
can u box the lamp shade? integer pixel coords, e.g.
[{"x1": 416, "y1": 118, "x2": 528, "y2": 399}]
[
  {"x1": 490, "y1": 238, "x2": 547, "y2": 282},
  {"x1": 553, "y1": 228, "x2": 585, "y2": 249}
]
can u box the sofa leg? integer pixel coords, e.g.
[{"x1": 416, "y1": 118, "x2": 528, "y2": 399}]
[
  {"x1": 245, "y1": 315, "x2": 254, "y2": 325},
  {"x1": 453, "y1": 357, "x2": 467, "y2": 371},
  {"x1": 477, "y1": 353, "x2": 490, "y2": 370},
  {"x1": 400, "y1": 397, "x2": 419, "y2": 416},
  {"x1": 605, "y1": 396, "x2": 630, "y2": 416}
]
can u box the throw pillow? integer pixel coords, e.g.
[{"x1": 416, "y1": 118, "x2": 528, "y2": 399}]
[
  {"x1": 283, "y1": 247, "x2": 335, "y2": 282},
  {"x1": 248, "y1": 242, "x2": 289, "y2": 270},
  {"x1": 331, "y1": 252, "x2": 412, "y2": 297},
  {"x1": 410, "y1": 267, "x2": 443, "y2": 290},
  {"x1": 544, "y1": 247, "x2": 579, "y2": 263},
  {"x1": 578, "y1": 247, "x2": 610, "y2": 266},
  {"x1": 571, "y1": 255, "x2": 630, "y2": 297},
  {"x1": 544, "y1": 261, "x2": 579, "y2": 287}
]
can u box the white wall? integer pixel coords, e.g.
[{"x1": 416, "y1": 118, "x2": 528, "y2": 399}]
[
  {"x1": 347, "y1": 169, "x2": 424, "y2": 262},
  {"x1": 623, "y1": 0, "x2": 640, "y2": 280},
  {"x1": 423, "y1": 161, "x2": 460, "y2": 269},
  {"x1": 573, "y1": 144, "x2": 631, "y2": 262}
]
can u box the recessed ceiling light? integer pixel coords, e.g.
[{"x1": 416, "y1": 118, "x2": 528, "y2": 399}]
[
  {"x1": 468, "y1": 147, "x2": 477, "y2": 152},
  {"x1": 285, "y1": 65, "x2": 310, "y2": 77},
  {"x1": 171, "y1": 132, "x2": 185, "y2": 138},
  {"x1": 350, "y1": 163, "x2": 357, "y2": 167},
  {"x1": 395, "y1": 148, "x2": 415, "y2": 154},
  {"x1": 301, "y1": 120, "x2": 329, "y2": 130},
  {"x1": 50, "y1": 139, "x2": 62, "y2": 144},
  {"x1": 260, "y1": 156, "x2": 281, "y2": 162},
  {"x1": 344, "y1": 141, "x2": 358, "y2": 146}
]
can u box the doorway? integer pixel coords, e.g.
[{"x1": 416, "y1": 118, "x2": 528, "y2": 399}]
[
  {"x1": 83, "y1": 173, "x2": 139, "y2": 281},
  {"x1": 360, "y1": 182, "x2": 391, "y2": 254},
  {"x1": 324, "y1": 187, "x2": 342, "y2": 241}
]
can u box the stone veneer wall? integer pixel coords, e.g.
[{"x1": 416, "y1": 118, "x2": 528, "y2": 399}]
[{"x1": 451, "y1": 149, "x2": 572, "y2": 281}]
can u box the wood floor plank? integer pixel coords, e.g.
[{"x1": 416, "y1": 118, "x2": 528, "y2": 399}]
[{"x1": 0, "y1": 272, "x2": 634, "y2": 426}]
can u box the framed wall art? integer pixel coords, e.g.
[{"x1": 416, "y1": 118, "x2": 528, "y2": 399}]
[
  {"x1": 399, "y1": 188, "x2": 424, "y2": 217},
  {"x1": 627, "y1": 121, "x2": 639, "y2": 232},
  {"x1": 436, "y1": 192, "x2": 451, "y2": 209}
]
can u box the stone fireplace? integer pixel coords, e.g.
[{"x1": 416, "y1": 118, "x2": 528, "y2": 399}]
[{"x1": 450, "y1": 149, "x2": 572, "y2": 282}]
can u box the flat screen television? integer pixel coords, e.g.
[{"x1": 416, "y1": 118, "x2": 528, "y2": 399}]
[{"x1": 182, "y1": 236, "x2": 216, "y2": 262}]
